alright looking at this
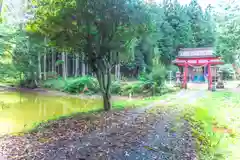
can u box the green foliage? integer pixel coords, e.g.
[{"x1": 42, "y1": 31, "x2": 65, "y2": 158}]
[
  {"x1": 134, "y1": 36, "x2": 154, "y2": 73},
  {"x1": 0, "y1": 63, "x2": 19, "y2": 84},
  {"x1": 42, "y1": 77, "x2": 70, "y2": 90},
  {"x1": 184, "y1": 108, "x2": 223, "y2": 160},
  {"x1": 64, "y1": 76, "x2": 99, "y2": 94},
  {"x1": 111, "y1": 81, "x2": 122, "y2": 94},
  {"x1": 115, "y1": 65, "x2": 168, "y2": 96},
  {"x1": 138, "y1": 72, "x2": 148, "y2": 81},
  {"x1": 120, "y1": 82, "x2": 141, "y2": 95},
  {"x1": 27, "y1": 0, "x2": 152, "y2": 110},
  {"x1": 219, "y1": 64, "x2": 235, "y2": 80},
  {"x1": 121, "y1": 65, "x2": 167, "y2": 96},
  {"x1": 215, "y1": 0, "x2": 240, "y2": 64},
  {"x1": 11, "y1": 31, "x2": 45, "y2": 88},
  {"x1": 183, "y1": 92, "x2": 240, "y2": 160},
  {"x1": 147, "y1": 65, "x2": 167, "y2": 86},
  {"x1": 55, "y1": 60, "x2": 64, "y2": 66},
  {"x1": 145, "y1": 0, "x2": 215, "y2": 65}
]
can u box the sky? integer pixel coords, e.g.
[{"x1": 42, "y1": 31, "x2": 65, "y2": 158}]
[
  {"x1": 179, "y1": 0, "x2": 218, "y2": 8},
  {"x1": 152, "y1": 0, "x2": 219, "y2": 9}
]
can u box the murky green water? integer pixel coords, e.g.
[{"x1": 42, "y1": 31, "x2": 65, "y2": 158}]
[{"x1": 0, "y1": 91, "x2": 102, "y2": 135}]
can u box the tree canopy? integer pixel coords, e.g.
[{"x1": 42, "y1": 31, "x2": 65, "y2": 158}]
[{"x1": 215, "y1": 0, "x2": 240, "y2": 65}]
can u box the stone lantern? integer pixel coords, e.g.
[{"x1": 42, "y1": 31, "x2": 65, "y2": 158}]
[
  {"x1": 175, "y1": 71, "x2": 181, "y2": 87},
  {"x1": 216, "y1": 70, "x2": 224, "y2": 89}
]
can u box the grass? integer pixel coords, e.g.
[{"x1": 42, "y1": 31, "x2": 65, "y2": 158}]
[
  {"x1": 183, "y1": 91, "x2": 240, "y2": 160},
  {"x1": 112, "y1": 93, "x2": 174, "y2": 109}
]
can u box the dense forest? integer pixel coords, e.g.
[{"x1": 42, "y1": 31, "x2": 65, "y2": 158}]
[{"x1": 0, "y1": 0, "x2": 240, "y2": 110}]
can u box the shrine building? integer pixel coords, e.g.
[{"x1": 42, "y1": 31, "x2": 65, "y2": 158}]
[{"x1": 172, "y1": 47, "x2": 224, "y2": 90}]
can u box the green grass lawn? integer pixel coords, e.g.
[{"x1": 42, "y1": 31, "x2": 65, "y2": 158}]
[{"x1": 183, "y1": 91, "x2": 240, "y2": 160}]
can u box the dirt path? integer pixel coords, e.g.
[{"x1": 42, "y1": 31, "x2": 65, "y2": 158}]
[{"x1": 0, "y1": 90, "x2": 205, "y2": 160}]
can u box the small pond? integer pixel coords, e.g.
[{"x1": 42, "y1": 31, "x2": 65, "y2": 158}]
[{"x1": 0, "y1": 91, "x2": 102, "y2": 135}]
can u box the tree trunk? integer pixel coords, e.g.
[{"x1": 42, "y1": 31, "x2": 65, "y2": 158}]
[
  {"x1": 81, "y1": 55, "x2": 85, "y2": 76},
  {"x1": 86, "y1": 63, "x2": 88, "y2": 75},
  {"x1": 117, "y1": 64, "x2": 121, "y2": 80},
  {"x1": 51, "y1": 51, "x2": 55, "y2": 72},
  {"x1": 75, "y1": 55, "x2": 79, "y2": 77},
  {"x1": 115, "y1": 52, "x2": 119, "y2": 81},
  {"x1": 62, "y1": 52, "x2": 66, "y2": 80},
  {"x1": 48, "y1": 56, "x2": 51, "y2": 73},
  {"x1": 43, "y1": 54, "x2": 46, "y2": 80},
  {"x1": 72, "y1": 56, "x2": 75, "y2": 76},
  {"x1": 95, "y1": 64, "x2": 112, "y2": 111},
  {"x1": 65, "y1": 54, "x2": 68, "y2": 78},
  {"x1": 38, "y1": 53, "x2": 41, "y2": 80},
  {"x1": 103, "y1": 92, "x2": 111, "y2": 111},
  {"x1": 43, "y1": 37, "x2": 47, "y2": 80},
  {"x1": 115, "y1": 65, "x2": 118, "y2": 80}
]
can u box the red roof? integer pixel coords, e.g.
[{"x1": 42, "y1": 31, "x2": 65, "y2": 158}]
[{"x1": 177, "y1": 47, "x2": 216, "y2": 58}]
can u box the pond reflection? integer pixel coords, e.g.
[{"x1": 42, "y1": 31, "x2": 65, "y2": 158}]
[{"x1": 0, "y1": 91, "x2": 102, "y2": 135}]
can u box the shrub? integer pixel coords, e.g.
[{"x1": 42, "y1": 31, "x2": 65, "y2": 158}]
[
  {"x1": 19, "y1": 78, "x2": 37, "y2": 88},
  {"x1": 42, "y1": 77, "x2": 67, "y2": 90},
  {"x1": 138, "y1": 72, "x2": 148, "y2": 81},
  {"x1": 137, "y1": 65, "x2": 168, "y2": 96},
  {"x1": 0, "y1": 63, "x2": 19, "y2": 85},
  {"x1": 111, "y1": 81, "x2": 122, "y2": 94},
  {"x1": 132, "y1": 82, "x2": 144, "y2": 93},
  {"x1": 219, "y1": 64, "x2": 235, "y2": 80},
  {"x1": 64, "y1": 76, "x2": 99, "y2": 94},
  {"x1": 147, "y1": 65, "x2": 167, "y2": 86},
  {"x1": 120, "y1": 82, "x2": 143, "y2": 96},
  {"x1": 121, "y1": 83, "x2": 134, "y2": 95}
]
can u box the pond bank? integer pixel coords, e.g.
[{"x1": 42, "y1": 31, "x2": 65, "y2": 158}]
[
  {"x1": 0, "y1": 90, "x2": 202, "y2": 160},
  {"x1": 0, "y1": 85, "x2": 178, "y2": 135},
  {"x1": 0, "y1": 85, "x2": 147, "y2": 101}
]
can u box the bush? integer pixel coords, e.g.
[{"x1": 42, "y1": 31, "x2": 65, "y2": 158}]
[
  {"x1": 0, "y1": 63, "x2": 19, "y2": 85},
  {"x1": 131, "y1": 65, "x2": 168, "y2": 96},
  {"x1": 120, "y1": 82, "x2": 143, "y2": 96},
  {"x1": 64, "y1": 76, "x2": 99, "y2": 94},
  {"x1": 147, "y1": 65, "x2": 167, "y2": 86},
  {"x1": 111, "y1": 81, "x2": 122, "y2": 94},
  {"x1": 219, "y1": 64, "x2": 235, "y2": 80},
  {"x1": 137, "y1": 65, "x2": 168, "y2": 96},
  {"x1": 113, "y1": 65, "x2": 169, "y2": 96},
  {"x1": 138, "y1": 72, "x2": 148, "y2": 81},
  {"x1": 19, "y1": 78, "x2": 37, "y2": 88}
]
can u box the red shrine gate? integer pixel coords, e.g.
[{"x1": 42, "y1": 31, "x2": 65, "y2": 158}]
[{"x1": 172, "y1": 48, "x2": 224, "y2": 90}]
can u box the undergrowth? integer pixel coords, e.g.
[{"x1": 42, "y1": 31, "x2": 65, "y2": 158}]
[
  {"x1": 42, "y1": 76, "x2": 179, "y2": 96},
  {"x1": 183, "y1": 92, "x2": 240, "y2": 160}
]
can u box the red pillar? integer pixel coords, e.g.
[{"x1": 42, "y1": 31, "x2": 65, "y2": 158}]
[
  {"x1": 208, "y1": 63, "x2": 212, "y2": 90},
  {"x1": 183, "y1": 62, "x2": 188, "y2": 89}
]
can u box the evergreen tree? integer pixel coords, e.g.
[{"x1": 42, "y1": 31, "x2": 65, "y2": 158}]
[
  {"x1": 202, "y1": 5, "x2": 215, "y2": 47},
  {"x1": 187, "y1": 0, "x2": 205, "y2": 47}
]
